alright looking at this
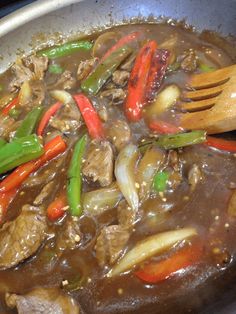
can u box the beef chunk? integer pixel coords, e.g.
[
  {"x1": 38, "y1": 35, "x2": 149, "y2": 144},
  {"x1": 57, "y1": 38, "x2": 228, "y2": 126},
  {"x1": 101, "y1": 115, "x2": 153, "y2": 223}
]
[
  {"x1": 6, "y1": 288, "x2": 79, "y2": 314},
  {"x1": 33, "y1": 182, "x2": 55, "y2": 206},
  {"x1": 10, "y1": 56, "x2": 48, "y2": 92},
  {"x1": 50, "y1": 103, "x2": 81, "y2": 133},
  {"x1": 56, "y1": 218, "x2": 81, "y2": 251},
  {"x1": 0, "y1": 205, "x2": 47, "y2": 269},
  {"x1": 77, "y1": 58, "x2": 97, "y2": 81},
  {"x1": 180, "y1": 50, "x2": 198, "y2": 72},
  {"x1": 83, "y1": 140, "x2": 114, "y2": 187},
  {"x1": 112, "y1": 70, "x2": 130, "y2": 86},
  {"x1": 0, "y1": 115, "x2": 18, "y2": 140},
  {"x1": 117, "y1": 200, "x2": 136, "y2": 229},
  {"x1": 95, "y1": 225, "x2": 130, "y2": 266},
  {"x1": 100, "y1": 88, "x2": 126, "y2": 105},
  {"x1": 106, "y1": 119, "x2": 131, "y2": 151},
  {"x1": 48, "y1": 71, "x2": 76, "y2": 90}
]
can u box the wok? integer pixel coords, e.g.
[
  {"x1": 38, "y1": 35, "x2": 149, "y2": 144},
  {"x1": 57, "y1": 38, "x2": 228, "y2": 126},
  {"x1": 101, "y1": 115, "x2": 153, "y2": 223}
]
[{"x1": 0, "y1": 0, "x2": 236, "y2": 313}]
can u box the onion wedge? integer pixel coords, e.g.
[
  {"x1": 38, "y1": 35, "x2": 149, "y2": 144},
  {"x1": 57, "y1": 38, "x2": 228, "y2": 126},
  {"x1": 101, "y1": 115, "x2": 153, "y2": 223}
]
[{"x1": 108, "y1": 227, "x2": 197, "y2": 277}]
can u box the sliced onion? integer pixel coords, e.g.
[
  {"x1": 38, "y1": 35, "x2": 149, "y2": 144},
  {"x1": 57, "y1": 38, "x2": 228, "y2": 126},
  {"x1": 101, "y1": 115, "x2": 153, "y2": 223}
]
[
  {"x1": 18, "y1": 80, "x2": 32, "y2": 106},
  {"x1": 108, "y1": 227, "x2": 197, "y2": 277},
  {"x1": 145, "y1": 84, "x2": 180, "y2": 118},
  {"x1": 137, "y1": 147, "x2": 165, "y2": 201},
  {"x1": 228, "y1": 190, "x2": 236, "y2": 217},
  {"x1": 92, "y1": 32, "x2": 121, "y2": 58},
  {"x1": 83, "y1": 183, "x2": 122, "y2": 215},
  {"x1": 115, "y1": 144, "x2": 139, "y2": 211},
  {"x1": 50, "y1": 90, "x2": 74, "y2": 104}
]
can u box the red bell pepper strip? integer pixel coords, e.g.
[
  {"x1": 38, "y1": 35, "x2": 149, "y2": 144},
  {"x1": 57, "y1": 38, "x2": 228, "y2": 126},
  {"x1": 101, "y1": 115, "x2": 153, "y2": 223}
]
[
  {"x1": 0, "y1": 188, "x2": 18, "y2": 224},
  {"x1": 47, "y1": 192, "x2": 67, "y2": 221},
  {"x1": 135, "y1": 243, "x2": 203, "y2": 283},
  {"x1": 100, "y1": 31, "x2": 141, "y2": 63},
  {"x1": 73, "y1": 94, "x2": 104, "y2": 139},
  {"x1": 145, "y1": 49, "x2": 170, "y2": 102},
  {"x1": 2, "y1": 97, "x2": 19, "y2": 115},
  {"x1": 37, "y1": 102, "x2": 63, "y2": 136},
  {"x1": 125, "y1": 40, "x2": 158, "y2": 122},
  {"x1": 206, "y1": 136, "x2": 236, "y2": 153},
  {"x1": 148, "y1": 120, "x2": 182, "y2": 134},
  {"x1": 0, "y1": 135, "x2": 67, "y2": 193}
]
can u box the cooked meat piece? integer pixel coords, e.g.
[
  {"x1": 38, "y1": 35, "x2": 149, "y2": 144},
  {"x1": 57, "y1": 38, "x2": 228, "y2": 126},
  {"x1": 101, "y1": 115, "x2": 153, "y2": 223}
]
[
  {"x1": 9, "y1": 56, "x2": 48, "y2": 92},
  {"x1": 112, "y1": 70, "x2": 130, "y2": 86},
  {"x1": 24, "y1": 55, "x2": 48, "y2": 81},
  {"x1": 33, "y1": 182, "x2": 55, "y2": 205},
  {"x1": 180, "y1": 50, "x2": 198, "y2": 72},
  {"x1": 0, "y1": 205, "x2": 47, "y2": 269},
  {"x1": 48, "y1": 71, "x2": 76, "y2": 90},
  {"x1": 83, "y1": 140, "x2": 114, "y2": 187},
  {"x1": 95, "y1": 225, "x2": 130, "y2": 266},
  {"x1": 6, "y1": 287, "x2": 79, "y2": 314},
  {"x1": 100, "y1": 88, "x2": 126, "y2": 105},
  {"x1": 168, "y1": 150, "x2": 181, "y2": 172},
  {"x1": 23, "y1": 156, "x2": 64, "y2": 188},
  {"x1": 50, "y1": 103, "x2": 81, "y2": 133},
  {"x1": 188, "y1": 164, "x2": 202, "y2": 191},
  {"x1": 77, "y1": 58, "x2": 97, "y2": 81},
  {"x1": 168, "y1": 170, "x2": 182, "y2": 190},
  {"x1": 29, "y1": 80, "x2": 45, "y2": 107},
  {"x1": 0, "y1": 115, "x2": 19, "y2": 140},
  {"x1": 56, "y1": 218, "x2": 81, "y2": 251},
  {"x1": 120, "y1": 53, "x2": 136, "y2": 71},
  {"x1": 117, "y1": 200, "x2": 136, "y2": 229},
  {"x1": 106, "y1": 119, "x2": 131, "y2": 151}
]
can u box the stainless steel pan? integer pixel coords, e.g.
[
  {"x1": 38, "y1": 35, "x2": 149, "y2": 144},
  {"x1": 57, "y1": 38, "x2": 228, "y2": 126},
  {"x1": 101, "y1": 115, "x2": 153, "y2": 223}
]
[{"x1": 0, "y1": 0, "x2": 236, "y2": 312}]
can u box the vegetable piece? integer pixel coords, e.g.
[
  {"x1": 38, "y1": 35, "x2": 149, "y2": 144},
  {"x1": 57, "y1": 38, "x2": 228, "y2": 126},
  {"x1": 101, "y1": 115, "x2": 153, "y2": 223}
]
[
  {"x1": 0, "y1": 138, "x2": 6, "y2": 149},
  {"x1": 73, "y1": 94, "x2": 104, "y2": 139},
  {"x1": 100, "y1": 31, "x2": 141, "y2": 62},
  {"x1": 47, "y1": 193, "x2": 67, "y2": 221},
  {"x1": 135, "y1": 243, "x2": 203, "y2": 283},
  {"x1": 48, "y1": 64, "x2": 63, "y2": 74},
  {"x1": 125, "y1": 41, "x2": 157, "y2": 122},
  {"x1": 114, "y1": 144, "x2": 139, "y2": 211},
  {"x1": 92, "y1": 32, "x2": 119, "y2": 58},
  {"x1": 18, "y1": 81, "x2": 32, "y2": 106},
  {"x1": 0, "y1": 135, "x2": 44, "y2": 174},
  {"x1": 0, "y1": 188, "x2": 18, "y2": 224},
  {"x1": 67, "y1": 135, "x2": 87, "y2": 216},
  {"x1": 0, "y1": 135, "x2": 66, "y2": 192},
  {"x1": 199, "y1": 62, "x2": 215, "y2": 73},
  {"x1": 206, "y1": 136, "x2": 236, "y2": 153},
  {"x1": 2, "y1": 97, "x2": 19, "y2": 115},
  {"x1": 141, "y1": 130, "x2": 206, "y2": 151},
  {"x1": 50, "y1": 90, "x2": 74, "y2": 105},
  {"x1": 153, "y1": 171, "x2": 169, "y2": 192},
  {"x1": 145, "y1": 49, "x2": 170, "y2": 102},
  {"x1": 37, "y1": 40, "x2": 93, "y2": 59},
  {"x1": 81, "y1": 46, "x2": 132, "y2": 95},
  {"x1": 83, "y1": 183, "x2": 122, "y2": 214},
  {"x1": 228, "y1": 190, "x2": 236, "y2": 217},
  {"x1": 37, "y1": 102, "x2": 63, "y2": 136},
  {"x1": 137, "y1": 147, "x2": 165, "y2": 200},
  {"x1": 108, "y1": 227, "x2": 197, "y2": 277},
  {"x1": 0, "y1": 84, "x2": 3, "y2": 92},
  {"x1": 14, "y1": 107, "x2": 43, "y2": 139},
  {"x1": 145, "y1": 84, "x2": 180, "y2": 117},
  {"x1": 148, "y1": 120, "x2": 182, "y2": 134}
]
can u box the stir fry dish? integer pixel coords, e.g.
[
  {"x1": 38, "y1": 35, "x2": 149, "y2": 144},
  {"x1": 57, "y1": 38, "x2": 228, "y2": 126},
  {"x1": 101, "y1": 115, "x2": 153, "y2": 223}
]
[{"x1": 0, "y1": 23, "x2": 236, "y2": 314}]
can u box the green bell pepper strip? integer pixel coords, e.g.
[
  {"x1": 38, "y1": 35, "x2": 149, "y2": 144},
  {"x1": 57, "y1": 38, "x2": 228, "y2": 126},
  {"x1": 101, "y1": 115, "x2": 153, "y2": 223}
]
[
  {"x1": 81, "y1": 46, "x2": 132, "y2": 95},
  {"x1": 153, "y1": 171, "x2": 169, "y2": 192},
  {"x1": 48, "y1": 64, "x2": 64, "y2": 74},
  {"x1": 0, "y1": 138, "x2": 6, "y2": 149},
  {"x1": 67, "y1": 134, "x2": 87, "y2": 216},
  {"x1": 199, "y1": 62, "x2": 216, "y2": 73},
  {"x1": 0, "y1": 134, "x2": 44, "y2": 174},
  {"x1": 140, "y1": 130, "x2": 206, "y2": 151},
  {"x1": 37, "y1": 40, "x2": 93, "y2": 59},
  {"x1": 14, "y1": 106, "x2": 43, "y2": 139}
]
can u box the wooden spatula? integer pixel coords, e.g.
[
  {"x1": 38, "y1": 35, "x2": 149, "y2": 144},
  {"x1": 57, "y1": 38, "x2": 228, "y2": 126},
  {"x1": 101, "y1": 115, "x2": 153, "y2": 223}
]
[{"x1": 180, "y1": 64, "x2": 236, "y2": 134}]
